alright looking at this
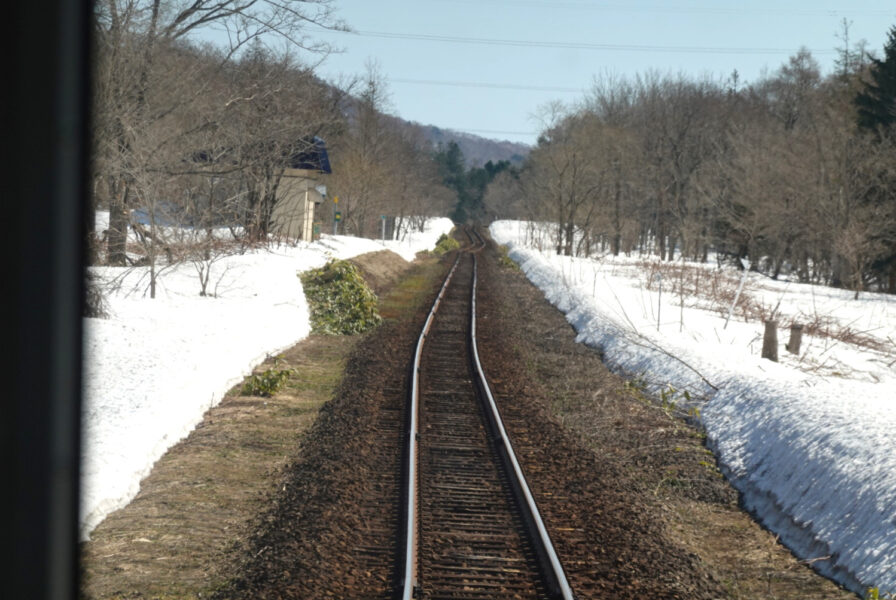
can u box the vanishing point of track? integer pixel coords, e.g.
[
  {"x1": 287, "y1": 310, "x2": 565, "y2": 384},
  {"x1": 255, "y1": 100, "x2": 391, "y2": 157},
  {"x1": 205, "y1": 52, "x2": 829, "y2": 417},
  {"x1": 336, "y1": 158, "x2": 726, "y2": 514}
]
[{"x1": 396, "y1": 229, "x2": 574, "y2": 599}]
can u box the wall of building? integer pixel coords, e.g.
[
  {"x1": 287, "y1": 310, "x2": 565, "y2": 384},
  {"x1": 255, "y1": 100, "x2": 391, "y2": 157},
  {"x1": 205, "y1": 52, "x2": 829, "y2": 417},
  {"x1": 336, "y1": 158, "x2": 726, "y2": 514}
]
[{"x1": 271, "y1": 168, "x2": 325, "y2": 241}]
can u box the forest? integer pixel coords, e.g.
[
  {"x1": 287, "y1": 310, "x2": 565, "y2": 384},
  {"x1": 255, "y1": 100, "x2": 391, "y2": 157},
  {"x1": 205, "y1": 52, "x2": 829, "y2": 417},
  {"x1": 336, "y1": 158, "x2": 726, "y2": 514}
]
[
  {"x1": 484, "y1": 27, "x2": 896, "y2": 297},
  {"x1": 90, "y1": 0, "x2": 453, "y2": 280},
  {"x1": 90, "y1": 0, "x2": 896, "y2": 299}
]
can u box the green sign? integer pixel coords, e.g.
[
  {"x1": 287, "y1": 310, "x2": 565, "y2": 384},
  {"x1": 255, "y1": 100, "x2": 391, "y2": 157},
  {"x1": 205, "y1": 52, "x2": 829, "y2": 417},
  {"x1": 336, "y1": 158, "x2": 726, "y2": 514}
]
[{"x1": 334, "y1": 211, "x2": 342, "y2": 222}]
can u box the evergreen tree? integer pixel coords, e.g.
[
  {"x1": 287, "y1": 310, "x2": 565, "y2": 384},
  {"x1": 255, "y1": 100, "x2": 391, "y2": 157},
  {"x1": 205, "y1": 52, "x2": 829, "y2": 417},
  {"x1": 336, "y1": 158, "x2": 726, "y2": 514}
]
[
  {"x1": 855, "y1": 26, "x2": 896, "y2": 133},
  {"x1": 434, "y1": 144, "x2": 515, "y2": 222},
  {"x1": 434, "y1": 142, "x2": 469, "y2": 221},
  {"x1": 434, "y1": 142, "x2": 467, "y2": 194}
]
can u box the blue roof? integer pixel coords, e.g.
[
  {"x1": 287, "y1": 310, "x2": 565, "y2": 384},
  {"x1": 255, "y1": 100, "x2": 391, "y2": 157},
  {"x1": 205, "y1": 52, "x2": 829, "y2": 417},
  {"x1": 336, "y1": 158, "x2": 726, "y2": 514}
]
[
  {"x1": 191, "y1": 136, "x2": 331, "y2": 174},
  {"x1": 289, "y1": 136, "x2": 331, "y2": 174}
]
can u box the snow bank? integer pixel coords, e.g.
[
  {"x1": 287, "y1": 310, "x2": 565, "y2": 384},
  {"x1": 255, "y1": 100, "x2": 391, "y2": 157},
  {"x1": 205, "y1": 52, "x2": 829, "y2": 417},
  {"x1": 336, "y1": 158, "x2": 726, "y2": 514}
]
[
  {"x1": 491, "y1": 219, "x2": 896, "y2": 594},
  {"x1": 81, "y1": 216, "x2": 452, "y2": 540}
]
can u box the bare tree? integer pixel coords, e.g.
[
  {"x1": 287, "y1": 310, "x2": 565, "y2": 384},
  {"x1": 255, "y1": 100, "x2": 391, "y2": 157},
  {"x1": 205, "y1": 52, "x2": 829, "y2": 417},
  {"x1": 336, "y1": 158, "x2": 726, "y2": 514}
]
[
  {"x1": 92, "y1": 0, "x2": 344, "y2": 264},
  {"x1": 327, "y1": 63, "x2": 396, "y2": 237},
  {"x1": 504, "y1": 47, "x2": 896, "y2": 298},
  {"x1": 327, "y1": 64, "x2": 453, "y2": 239},
  {"x1": 525, "y1": 104, "x2": 608, "y2": 256}
]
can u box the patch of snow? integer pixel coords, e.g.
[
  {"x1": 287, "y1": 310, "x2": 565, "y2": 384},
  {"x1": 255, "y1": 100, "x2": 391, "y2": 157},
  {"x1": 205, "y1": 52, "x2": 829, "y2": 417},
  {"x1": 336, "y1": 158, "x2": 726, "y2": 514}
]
[
  {"x1": 490, "y1": 219, "x2": 896, "y2": 594},
  {"x1": 80, "y1": 214, "x2": 452, "y2": 540}
]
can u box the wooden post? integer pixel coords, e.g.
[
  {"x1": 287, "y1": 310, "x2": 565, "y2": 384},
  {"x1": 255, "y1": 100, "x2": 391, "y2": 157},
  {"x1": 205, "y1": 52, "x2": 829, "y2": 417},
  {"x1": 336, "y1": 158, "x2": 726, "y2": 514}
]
[
  {"x1": 762, "y1": 320, "x2": 778, "y2": 362},
  {"x1": 786, "y1": 324, "x2": 803, "y2": 355}
]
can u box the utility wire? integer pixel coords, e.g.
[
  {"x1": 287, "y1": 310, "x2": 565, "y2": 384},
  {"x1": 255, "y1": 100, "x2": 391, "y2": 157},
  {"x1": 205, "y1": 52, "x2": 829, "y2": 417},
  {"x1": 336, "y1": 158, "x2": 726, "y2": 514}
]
[
  {"x1": 431, "y1": 0, "x2": 895, "y2": 17},
  {"x1": 325, "y1": 28, "x2": 837, "y2": 55}
]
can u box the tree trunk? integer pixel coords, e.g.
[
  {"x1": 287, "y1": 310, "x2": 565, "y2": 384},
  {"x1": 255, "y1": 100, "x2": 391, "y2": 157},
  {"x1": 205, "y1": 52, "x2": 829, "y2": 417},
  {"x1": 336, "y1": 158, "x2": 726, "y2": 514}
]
[
  {"x1": 772, "y1": 255, "x2": 783, "y2": 280},
  {"x1": 657, "y1": 186, "x2": 667, "y2": 260},
  {"x1": 612, "y1": 178, "x2": 621, "y2": 256},
  {"x1": 658, "y1": 224, "x2": 667, "y2": 260},
  {"x1": 555, "y1": 210, "x2": 564, "y2": 255},
  {"x1": 564, "y1": 222, "x2": 574, "y2": 256},
  {"x1": 831, "y1": 253, "x2": 847, "y2": 288},
  {"x1": 786, "y1": 324, "x2": 803, "y2": 355},
  {"x1": 107, "y1": 179, "x2": 129, "y2": 266},
  {"x1": 762, "y1": 321, "x2": 778, "y2": 362}
]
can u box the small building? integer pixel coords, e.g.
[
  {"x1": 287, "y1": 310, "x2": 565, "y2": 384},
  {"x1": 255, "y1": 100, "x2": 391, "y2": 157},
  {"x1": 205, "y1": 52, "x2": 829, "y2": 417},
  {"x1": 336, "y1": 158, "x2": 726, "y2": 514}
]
[{"x1": 271, "y1": 137, "x2": 332, "y2": 242}]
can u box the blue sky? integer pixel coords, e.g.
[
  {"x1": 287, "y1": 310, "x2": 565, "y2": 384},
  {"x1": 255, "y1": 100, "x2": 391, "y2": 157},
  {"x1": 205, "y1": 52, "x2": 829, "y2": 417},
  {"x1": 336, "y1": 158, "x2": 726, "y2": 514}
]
[{"x1": 306, "y1": 1, "x2": 895, "y2": 145}]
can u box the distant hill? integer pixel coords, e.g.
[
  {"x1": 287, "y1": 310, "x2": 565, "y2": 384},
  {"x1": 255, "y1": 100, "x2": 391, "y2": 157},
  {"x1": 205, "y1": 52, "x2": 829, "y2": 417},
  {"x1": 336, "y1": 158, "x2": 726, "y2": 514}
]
[
  {"x1": 414, "y1": 124, "x2": 530, "y2": 168},
  {"x1": 335, "y1": 85, "x2": 531, "y2": 169}
]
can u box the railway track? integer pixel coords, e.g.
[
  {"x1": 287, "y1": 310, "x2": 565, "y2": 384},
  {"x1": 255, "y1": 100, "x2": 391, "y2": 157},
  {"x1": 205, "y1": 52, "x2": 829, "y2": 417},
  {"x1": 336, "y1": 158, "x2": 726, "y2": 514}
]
[
  {"x1": 213, "y1": 226, "x2": 731, "y2": 599},
  {"x1": 397, "y1": 229, "x2": 574, "y2": 599}
]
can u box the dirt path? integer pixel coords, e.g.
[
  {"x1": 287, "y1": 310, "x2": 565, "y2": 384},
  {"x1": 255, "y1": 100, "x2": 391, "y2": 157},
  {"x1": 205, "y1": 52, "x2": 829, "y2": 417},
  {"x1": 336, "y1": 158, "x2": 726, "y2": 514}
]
[{"x1": 80, "y1": 241, "x2": 857, "y2": 599}]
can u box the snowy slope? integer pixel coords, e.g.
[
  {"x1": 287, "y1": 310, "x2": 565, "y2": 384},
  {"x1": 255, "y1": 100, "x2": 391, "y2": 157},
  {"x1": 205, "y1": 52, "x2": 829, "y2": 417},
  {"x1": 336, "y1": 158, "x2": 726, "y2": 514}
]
[
  {"x1": 81, "y1": 215, "x2": 453, "y2": 540},
  {"x1": 491, "y1": 220, "x2": 896, "y2": 594}
]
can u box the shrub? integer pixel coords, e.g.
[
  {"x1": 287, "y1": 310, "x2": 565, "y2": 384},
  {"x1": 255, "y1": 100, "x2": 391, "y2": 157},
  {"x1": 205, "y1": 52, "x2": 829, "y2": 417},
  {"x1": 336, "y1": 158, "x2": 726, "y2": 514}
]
[
  {"x1": 84, "y1": 271, "x2": 110, "y2": 318},
  {"x1": 497, "y1": 245, "x2": 519, "y2": 270},
  {"x1": 434, "y1": 233, "x2": 460, "y2": 255},
  {"x1": 241, "y1": 366, "x2": 292, "y2": 397},
  {"x1": 300, "y1": 259, "x2": 382, "y2": 335}
]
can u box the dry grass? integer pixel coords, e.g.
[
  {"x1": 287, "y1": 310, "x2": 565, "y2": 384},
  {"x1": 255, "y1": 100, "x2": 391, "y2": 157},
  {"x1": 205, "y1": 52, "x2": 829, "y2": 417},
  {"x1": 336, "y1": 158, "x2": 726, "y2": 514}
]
[
  {"x1": 377, "y1": 255, "x2": 444, "y2": 321},
  {"x1": 635, "y1": 258, "x2": 889, "y2": 353},
  {"x1": 797, "y1": 313, "x2": 889, "y2": 353},
  {"x1": 348, "y1": 249, "x2": 413, "y2": 296},
  {"x1": 79, "y1": 335, "x2": 355, "y2": 600}
]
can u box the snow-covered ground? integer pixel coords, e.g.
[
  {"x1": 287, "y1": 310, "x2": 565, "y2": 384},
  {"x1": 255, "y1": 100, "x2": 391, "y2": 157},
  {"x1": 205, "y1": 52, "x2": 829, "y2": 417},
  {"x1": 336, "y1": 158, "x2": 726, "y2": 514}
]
[
  {"x1": 81, "y1": 214, "x2": 453, "y2": 541},
  {"x1": 491, "y1": 220, "x2": 896, "y2": 595}
]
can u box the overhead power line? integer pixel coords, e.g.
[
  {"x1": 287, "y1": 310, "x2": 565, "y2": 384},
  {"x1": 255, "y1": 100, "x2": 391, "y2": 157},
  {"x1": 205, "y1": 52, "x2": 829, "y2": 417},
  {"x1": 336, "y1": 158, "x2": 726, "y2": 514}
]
[
  {"x1": 431, "y1": 0, "x2": 895, "y2": 18},
  {"x1": 329, "y1": 29, "x2": 837, "y2": 55}
]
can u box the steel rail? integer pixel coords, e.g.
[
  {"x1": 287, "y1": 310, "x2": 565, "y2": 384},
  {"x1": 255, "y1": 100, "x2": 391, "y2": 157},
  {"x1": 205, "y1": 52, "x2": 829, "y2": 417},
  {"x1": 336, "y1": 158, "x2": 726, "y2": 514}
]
[
  {"x1": 398, "y1": 226, "x2": 572, "y2": 599},
  {"x1": 469, "y1": 250, "x2": 575, "y2": 600},
  {"x1": 398, "y1": 250, "x2": 461, "y2": 600},
  {"x1": 466, "y1": 226, "x2": 486, "y2": 251}
]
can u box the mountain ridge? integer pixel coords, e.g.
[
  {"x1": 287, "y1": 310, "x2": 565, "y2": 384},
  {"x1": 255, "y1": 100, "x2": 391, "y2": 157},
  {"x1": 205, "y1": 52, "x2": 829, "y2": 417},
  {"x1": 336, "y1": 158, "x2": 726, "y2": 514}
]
[{"x1": 413, "y1": 123, "x2": 530, "y2": 168}]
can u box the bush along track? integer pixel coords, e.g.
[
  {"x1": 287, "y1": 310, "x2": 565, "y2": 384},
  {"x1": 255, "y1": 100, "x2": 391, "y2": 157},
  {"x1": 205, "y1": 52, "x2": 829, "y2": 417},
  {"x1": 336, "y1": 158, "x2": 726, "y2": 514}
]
[
  {"x1": 241, "y1": 359, "x2": 294, "y2": 397},
  {"x1": 300, "y1": 259, "x2": 382, "y2": 335},
  {"x1": 433, "y1": 232, "x2": 461, "y2": 255}
]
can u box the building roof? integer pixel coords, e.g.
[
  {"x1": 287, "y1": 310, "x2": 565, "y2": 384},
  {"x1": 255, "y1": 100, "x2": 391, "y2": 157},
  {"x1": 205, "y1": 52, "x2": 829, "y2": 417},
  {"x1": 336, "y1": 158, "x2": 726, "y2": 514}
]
[
  {"x1": 191, "y1": 136, "x2": 332, "y2": 174},
  {"x1": 288, "y1": 136, "x2": 331, "y2": 174}
]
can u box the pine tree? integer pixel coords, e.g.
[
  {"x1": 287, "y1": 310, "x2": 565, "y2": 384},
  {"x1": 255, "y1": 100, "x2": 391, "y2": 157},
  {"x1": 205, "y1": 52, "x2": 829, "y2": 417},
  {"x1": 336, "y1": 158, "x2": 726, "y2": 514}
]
[
  {"x1": 434, "y1": 142, "x2": 472, "y2": 221},
  {"x1": 855, "y1": 26, "x2": 896, "y2": 133},
  {"x1": 853, "y1": 26, "x2": 896, "y2": 293}
]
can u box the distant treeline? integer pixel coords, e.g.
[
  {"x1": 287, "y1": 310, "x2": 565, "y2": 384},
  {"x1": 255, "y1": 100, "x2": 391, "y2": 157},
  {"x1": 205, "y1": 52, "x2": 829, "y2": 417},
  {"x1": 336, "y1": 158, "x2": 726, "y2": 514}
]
[
  {"x1": 91, "y1": 0, "x2": 453, "y2": 268},
  {"x1": 487, "y1": 28, "x2": 896, "y2": 297}
]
